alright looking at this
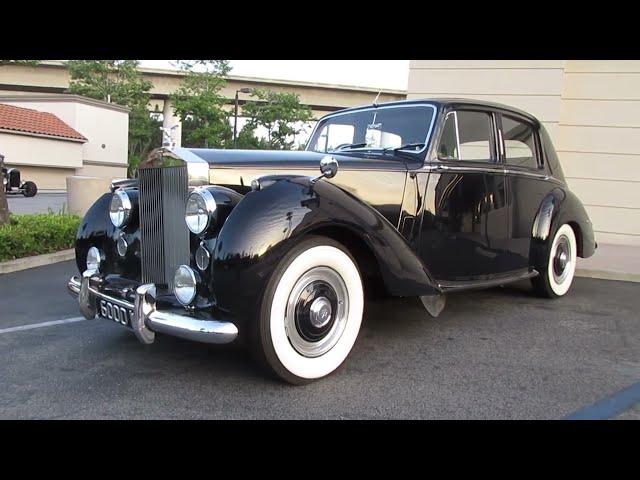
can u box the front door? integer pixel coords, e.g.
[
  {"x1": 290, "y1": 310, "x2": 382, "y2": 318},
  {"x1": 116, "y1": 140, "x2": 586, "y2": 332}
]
[{"x1": 420, "y1": 109, "x2": 509, "y2": 281}]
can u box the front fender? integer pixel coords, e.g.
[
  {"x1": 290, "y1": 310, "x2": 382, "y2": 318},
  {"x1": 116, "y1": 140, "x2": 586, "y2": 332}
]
[
  {"x1": 210, "y1": 177, "x2": 437, "y2": 324},
  {"x1": 75, "y1": 191, "x2": 141, "y2": 279}
]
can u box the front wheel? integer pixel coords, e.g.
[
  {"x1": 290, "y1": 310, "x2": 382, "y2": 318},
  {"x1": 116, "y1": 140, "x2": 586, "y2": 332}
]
[
  {"x1": 22, "y1": 181, "x2": 37, "y2": 197},
  {"x1": 531, "y1": 223, "x2": 577, "y2": 298},
  {"x1": 253, "y1": 236, "x2": 364, "y2": 384}
]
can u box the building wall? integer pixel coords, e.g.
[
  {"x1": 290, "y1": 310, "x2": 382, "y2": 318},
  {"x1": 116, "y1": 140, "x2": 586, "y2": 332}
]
[
  {"x1": 75, "y1": 163, "x2": 127, "y2": 182},
  {"x1": 0, "y1": 131, "x2": 83, "y2": 169},
  {"x1": 3, "y1": 164, "x2": 76, "y2": 190},
  {"x1": 0, "y1": 95, "x2": 129, "y2": 190},
  {"x1": 407, "y1": 60, "x2": 640, "y2": 247},
  {"x1": 0, "y1": 96, "x2": 129, "y2": 167}
]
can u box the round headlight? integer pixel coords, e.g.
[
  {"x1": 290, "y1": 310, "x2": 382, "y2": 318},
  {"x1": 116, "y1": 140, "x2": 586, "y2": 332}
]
[
  {"x1": 86, "y1": 246, "x2": 103, "y2": 272},
  {"x1": 185, "y1": 188, "x2": 216, "y2": 235},
  {"x1": 109, "y1": 190, "x2": 132, "y2": 228},
  {"x1": 174, "y1": 265, "x2": 198, "y2": 305}
]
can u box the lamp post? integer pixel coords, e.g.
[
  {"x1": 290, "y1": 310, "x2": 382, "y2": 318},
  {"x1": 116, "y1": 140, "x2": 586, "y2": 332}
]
[{"x1": 233, "y1": 87, "x2": 252, "y2": 148}]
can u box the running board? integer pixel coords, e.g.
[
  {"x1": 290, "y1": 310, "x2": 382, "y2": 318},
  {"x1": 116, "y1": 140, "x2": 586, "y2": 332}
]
[{"x1": 438, "y1": 270, "x2": 539, "y2": 293}]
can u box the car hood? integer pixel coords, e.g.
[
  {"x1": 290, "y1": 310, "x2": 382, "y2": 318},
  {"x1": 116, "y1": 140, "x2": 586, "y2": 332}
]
[{"x1": 184, "y1": 148, "x2": 411, "y2": 171}]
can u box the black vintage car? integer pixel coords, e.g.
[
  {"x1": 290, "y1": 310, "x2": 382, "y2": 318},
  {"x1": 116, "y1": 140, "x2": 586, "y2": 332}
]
[
  {"x1": 67, "y1": 99, "x2": 596, "y2": 384},
  {"x1": 1, "y1": 165, "x2": 38, "y2": 197}
]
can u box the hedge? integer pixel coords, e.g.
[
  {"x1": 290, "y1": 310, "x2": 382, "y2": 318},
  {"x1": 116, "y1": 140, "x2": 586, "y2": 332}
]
[{"x1": 0, "y1": 213, "x2": 81, "y2": 262}]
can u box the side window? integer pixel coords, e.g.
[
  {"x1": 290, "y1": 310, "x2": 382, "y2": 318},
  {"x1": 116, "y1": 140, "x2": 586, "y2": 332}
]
[
  {"x1": 502, "y1": 116, "x2": 538, "y2": 169},
  {"x1": 438, "y1": 110, "x2": 494, "y2": 162}
]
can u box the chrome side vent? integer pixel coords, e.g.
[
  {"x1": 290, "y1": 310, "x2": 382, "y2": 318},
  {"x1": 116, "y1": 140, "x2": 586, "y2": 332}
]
[{"x1": 139, "y1": 165, "x2": 189, "y2": 289}]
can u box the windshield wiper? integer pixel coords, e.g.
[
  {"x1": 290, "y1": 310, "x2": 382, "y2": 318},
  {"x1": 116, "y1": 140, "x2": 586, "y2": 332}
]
[
  {"x1": 382, "y1": 143, "x2": 425, "y2": 154},
  {"x1": 331, "y1": 142, "x2": 368, "y2": 151}
]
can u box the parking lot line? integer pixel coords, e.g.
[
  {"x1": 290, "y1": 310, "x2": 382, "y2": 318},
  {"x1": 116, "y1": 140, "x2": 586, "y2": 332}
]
[
  {"x1": 0, "y1": 317, "x2": 86, "y2": 335},
  {"x1": 564, "y1": 380, "x2": 640, "y2": 420}
]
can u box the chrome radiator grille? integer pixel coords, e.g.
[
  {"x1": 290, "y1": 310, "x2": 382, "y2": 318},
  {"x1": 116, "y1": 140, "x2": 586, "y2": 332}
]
[{"x1": 138, "y1": 165, "x2": 190, "y2": 289}]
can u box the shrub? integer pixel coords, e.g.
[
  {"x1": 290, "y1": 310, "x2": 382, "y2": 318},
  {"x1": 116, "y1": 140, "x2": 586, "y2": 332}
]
[{"x1": 0, "y1": 213, "x2": 81, "y2": 262}]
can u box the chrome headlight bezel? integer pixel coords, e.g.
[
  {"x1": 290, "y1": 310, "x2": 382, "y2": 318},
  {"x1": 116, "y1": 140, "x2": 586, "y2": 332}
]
[
  {"x1": 174, "y1": 264, "x2": 198, "y2": 306},
  {"x1": 185, "y1": 188, "x2": 217, "y2": 235},
  {"x1": 109, "y1": 190, "x2": 132, "y2": 228}
]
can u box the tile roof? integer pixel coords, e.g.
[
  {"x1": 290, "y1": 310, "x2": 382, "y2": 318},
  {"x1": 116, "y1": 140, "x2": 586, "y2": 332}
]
[{"x1": 0, "y1": 103, "x2": 87, "y2": 142}]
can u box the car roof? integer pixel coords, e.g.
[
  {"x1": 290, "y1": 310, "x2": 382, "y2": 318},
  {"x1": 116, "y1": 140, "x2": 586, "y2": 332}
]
[{"x1": 325, "y1": 98, "x2": 540, "y2": 125}]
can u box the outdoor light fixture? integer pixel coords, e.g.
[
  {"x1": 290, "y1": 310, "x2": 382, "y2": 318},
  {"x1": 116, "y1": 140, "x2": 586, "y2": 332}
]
[{"x1": 233, "y1": 87, "x2": 253, "y2": 148}]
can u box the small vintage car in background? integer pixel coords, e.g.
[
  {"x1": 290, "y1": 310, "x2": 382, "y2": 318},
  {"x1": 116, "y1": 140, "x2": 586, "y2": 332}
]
[
  {"x1": 67, "y1": 99, "x2": 596, "y2": 384},
  {"x1": 1, "y1": 162, "x2": 38, "y2": 197}
]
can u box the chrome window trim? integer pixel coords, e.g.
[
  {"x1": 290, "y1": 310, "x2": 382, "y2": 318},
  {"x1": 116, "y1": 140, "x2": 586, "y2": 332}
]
[
  {"x1": 436, "y1": 108, "x2": 497, "y2": 164},
  {"x1": 420, "y1": 163, "x2": 563, "y2": 184},
  {"x1": 306, "y1": 103, "x2": 438, "y2": 155}
]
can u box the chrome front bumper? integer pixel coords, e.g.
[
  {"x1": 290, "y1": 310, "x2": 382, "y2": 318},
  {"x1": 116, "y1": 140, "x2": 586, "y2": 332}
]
[{"x1": 67, "y1": 271, "x2": 238, "y2": 345}]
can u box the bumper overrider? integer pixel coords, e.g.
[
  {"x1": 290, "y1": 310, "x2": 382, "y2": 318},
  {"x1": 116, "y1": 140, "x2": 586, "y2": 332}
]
[{"x1": 67, "y1": 270, "x2": 238, "y2": 345}]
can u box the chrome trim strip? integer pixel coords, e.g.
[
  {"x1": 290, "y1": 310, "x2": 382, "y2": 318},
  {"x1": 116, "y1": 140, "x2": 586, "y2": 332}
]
[
  {"x1": 504, "y1": 168, "x2": 556, "y2": 182},
  {"x1": 439, "y1": 270, "x2": 539, "y2": 292},
  {"x1": 422, "y1": 164, "x2": 503, "y2": 174},
  {"x1": 306, "y1": 103, "x2": 438, "y2": 155},
  {"x1": 420, "y1": 163, "x2": 563, "y2": 183}
]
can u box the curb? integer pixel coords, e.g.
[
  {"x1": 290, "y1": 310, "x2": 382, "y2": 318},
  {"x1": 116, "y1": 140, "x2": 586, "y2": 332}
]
[
  {"x1": 576, "y1": 268, "x2": 640, "y2": 283},
  {"x1": 0, "y1": 249, "x2": 75, "y2": 275}
]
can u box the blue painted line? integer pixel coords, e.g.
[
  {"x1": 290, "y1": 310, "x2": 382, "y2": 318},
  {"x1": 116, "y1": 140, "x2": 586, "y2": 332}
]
[{"x1": 565, "y1": 380, "x2": 640, "y2": 420}]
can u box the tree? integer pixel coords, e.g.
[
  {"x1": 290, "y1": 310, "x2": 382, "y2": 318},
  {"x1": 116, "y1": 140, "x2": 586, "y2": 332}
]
[
  {"x1": 0, "y1": 60, "x2": 40, "y2": 66},
  {"x1": 170, "y1": 60, "x2": 233, "y2": 148},
  {"x1": 66, "y1": 60, "x2": 157, "y2": 176},
  {"x1": 238, "y1": 89, "x2": 313, "y2": 150}
]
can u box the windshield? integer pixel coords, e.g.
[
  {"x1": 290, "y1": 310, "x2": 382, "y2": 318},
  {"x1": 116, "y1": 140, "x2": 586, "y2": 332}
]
[{"x1": 307, "y1": 104, "x2": 436, "y2": 154}]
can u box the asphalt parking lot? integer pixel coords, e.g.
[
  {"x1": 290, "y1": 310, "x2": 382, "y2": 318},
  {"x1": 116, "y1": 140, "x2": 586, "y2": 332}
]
[
  {"x1": 6, "y1": 192, "x2": 68, "y2": 215},
  {"x1": 0, "y1": 260, "x2": 638, "y2": 419}
]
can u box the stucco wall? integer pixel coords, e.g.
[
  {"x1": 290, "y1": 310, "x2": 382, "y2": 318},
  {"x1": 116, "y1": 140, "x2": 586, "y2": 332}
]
[
  {"x1": 407, "y1": 60, "x2": 640, "y2": 247},
  {"x1": 0, "y1": 132, "x2": 83, "y2": 169},
  {"x1": 3, "y1": 164, "x2": 75, "y2": 190},
  {"x1": 0, "y1": 96, "x2": 129, "y2": 167}
]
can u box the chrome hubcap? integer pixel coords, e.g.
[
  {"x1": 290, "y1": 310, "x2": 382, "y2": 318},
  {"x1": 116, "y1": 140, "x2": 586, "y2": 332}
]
[
  {"x1": 309, "y1": 296, "x2": 332, "y2": 328},
  {"x1": 285, "y1": 267, "x2": 348, "y2": 358},
  {"x1": 553, "y1": 235, "x2": 572, "y2": 284}
]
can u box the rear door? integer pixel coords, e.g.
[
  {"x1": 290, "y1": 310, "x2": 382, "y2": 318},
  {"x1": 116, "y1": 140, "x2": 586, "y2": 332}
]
[{"x1": 499, "y1": 113, "x2": 552, "y2": 272}]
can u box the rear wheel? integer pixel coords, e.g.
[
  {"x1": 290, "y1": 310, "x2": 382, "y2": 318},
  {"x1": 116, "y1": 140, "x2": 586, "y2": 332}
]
[
  {"x1": 22, "y1": 181, "x2": 37, "y2": 197},
  {"x1": 253, "y1": 236, "x2": 364, "y2": 385},
  {"x1": 531, "y1": 223, "x2": 577, "y2": 298}
]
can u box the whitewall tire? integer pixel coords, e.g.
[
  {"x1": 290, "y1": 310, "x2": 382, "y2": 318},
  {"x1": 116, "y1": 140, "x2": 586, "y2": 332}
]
[
  {"x1": 254, "y1": 236, "x2": 364, "y2": 384},
  {"x1": 532, "y1": 223, "x2": 577, "y2": 298}
]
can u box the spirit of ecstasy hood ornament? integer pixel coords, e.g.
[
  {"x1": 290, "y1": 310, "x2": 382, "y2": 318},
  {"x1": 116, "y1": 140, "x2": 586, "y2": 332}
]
[{"x1": 160, "y1": 125, "x2": 179, "y2": 150}]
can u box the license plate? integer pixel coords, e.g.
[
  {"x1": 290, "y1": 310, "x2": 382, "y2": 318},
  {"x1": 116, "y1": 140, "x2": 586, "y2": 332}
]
[{"x1": 99, "y1": 299, "x2": 133, "y2": 327}]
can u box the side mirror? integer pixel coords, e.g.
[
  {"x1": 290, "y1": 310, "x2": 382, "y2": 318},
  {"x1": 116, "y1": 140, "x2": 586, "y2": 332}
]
[
  {"x1": 319, "y1": 155, "x2": 338, "y2": 178},
  {"x1": 311, "y1": 156, "x2": 338, "y2": 184}
]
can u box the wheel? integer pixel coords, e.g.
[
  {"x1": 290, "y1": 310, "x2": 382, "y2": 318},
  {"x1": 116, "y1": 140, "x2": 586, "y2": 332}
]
[
  {"x1": 531, "y1": 224, "x2": 577, "y2": 298},
  {"x1": 253, "y1": 235, "x2": 364, "y2": 385},
  {"x1": 22, "y1": 181, "x2": 37, "y2": 197}
]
